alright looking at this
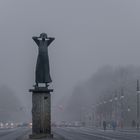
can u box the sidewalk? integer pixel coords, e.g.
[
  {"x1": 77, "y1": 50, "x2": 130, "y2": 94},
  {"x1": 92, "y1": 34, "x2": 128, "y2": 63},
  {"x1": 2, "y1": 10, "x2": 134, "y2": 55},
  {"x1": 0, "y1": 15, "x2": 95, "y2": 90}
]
[
  {"x1": 118, "y1": 128, "x2": 140, "y2": 133},
  {"x1": 86, "y1": 126, "x2": 140, "y2": 133}
]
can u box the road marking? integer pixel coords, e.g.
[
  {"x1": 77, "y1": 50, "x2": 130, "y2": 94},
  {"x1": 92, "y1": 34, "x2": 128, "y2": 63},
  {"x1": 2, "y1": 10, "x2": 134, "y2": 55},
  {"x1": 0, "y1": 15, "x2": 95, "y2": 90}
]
[
  {"x1": 59, "y1": 127, "x2": 117, "y2": 140},
  {"x1": 79, "y1": 131, "x2": 118, "y2": 140},
  {"x1": 68, "y1": 128, "x2": 118, "y2": 140}
]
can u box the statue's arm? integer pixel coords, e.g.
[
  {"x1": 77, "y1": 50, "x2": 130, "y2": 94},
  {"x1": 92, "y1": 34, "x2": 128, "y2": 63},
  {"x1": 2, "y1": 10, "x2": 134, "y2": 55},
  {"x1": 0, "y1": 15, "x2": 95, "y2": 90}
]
[
  {"x1": 47, "y1": 37, "x2": 55, "y2": 46},
  {"x1": 32, "y1": 36, "x2": 40, "y2": 46}
]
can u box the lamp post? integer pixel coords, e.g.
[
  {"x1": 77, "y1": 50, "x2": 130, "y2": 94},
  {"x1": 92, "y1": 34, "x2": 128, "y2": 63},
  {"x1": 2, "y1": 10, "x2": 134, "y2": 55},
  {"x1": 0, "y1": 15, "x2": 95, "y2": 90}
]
[
  {"x1": 98, "y1": 102, "x2": 103, "y2": 127},
  {"x1": 114, "y1": 95, "x2": 118, "y2": 101},
  {"x1": 120, "y1": 88, "x2": 124, "y2": 128},
  {"x1": 80, "y1": 107, "x2": 86, "y2": 127},
  {"x1": 114, "y1": 92, "x2": 118, "y2": 124},
  {"x1": 103, "y1": 100, "x2": 107, "y2": 121},
  {"x1": 109, "y1": 98, "x2": 113, "y2": 121},
  {"x1": 127, "y1": 106, "x2": 131, "y2": 112},
  {"x1": 92, "y1": 105, "x2": 95, "y2": 127},
  {"x1": 136, "y1": 80, "x2": 140, "y2": 130}
]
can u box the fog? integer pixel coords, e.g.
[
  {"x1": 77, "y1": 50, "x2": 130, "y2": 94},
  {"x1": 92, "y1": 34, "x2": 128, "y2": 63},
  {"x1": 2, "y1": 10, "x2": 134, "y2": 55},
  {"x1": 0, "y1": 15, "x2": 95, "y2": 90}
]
[{"x1": 0, "y1": 0, "x2": 140, "y2": 122}]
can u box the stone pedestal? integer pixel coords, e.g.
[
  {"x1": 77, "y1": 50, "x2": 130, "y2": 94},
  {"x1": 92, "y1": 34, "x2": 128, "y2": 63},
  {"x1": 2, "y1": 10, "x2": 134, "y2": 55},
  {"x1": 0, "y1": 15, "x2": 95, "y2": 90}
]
[{"x1": 29, "y1": 87, "x2": 53, "y2": 139}]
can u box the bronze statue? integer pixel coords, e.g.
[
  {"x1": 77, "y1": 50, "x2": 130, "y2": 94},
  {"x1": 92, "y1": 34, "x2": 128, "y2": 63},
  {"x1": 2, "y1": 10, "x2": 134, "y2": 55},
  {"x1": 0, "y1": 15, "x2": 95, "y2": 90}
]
[{"x1": 32, "y1": 33, "x2": 55, "y2": 87}]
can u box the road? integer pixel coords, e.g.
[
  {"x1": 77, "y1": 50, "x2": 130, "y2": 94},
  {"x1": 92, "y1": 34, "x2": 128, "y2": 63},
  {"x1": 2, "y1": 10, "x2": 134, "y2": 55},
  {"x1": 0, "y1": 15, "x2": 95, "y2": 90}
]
[
  {"x1": 0, "y1": 127, "x2": 140, "y2": 140},
  {"x1": 53, "y1": 127, "x2": 140, "y2": 140},
  {"x1": 0, "y1": 127, "x2": 29, "y2": 140}
]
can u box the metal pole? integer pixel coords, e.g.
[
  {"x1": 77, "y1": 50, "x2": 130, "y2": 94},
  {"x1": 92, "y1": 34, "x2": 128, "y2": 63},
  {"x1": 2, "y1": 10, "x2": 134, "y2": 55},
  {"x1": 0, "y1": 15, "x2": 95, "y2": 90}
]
[
  {"x1": 92, "y1": 106, "x2": 95, "y2": 127},
  {"x1": 137, "y1": 80, "x2": 140, "y2": 130},
  {"x1": 120, "y1": 88, "x2": 124, "y2": 129},
  {"x1": 114, "y1": 92, "x2": 118, "y2": 125}
]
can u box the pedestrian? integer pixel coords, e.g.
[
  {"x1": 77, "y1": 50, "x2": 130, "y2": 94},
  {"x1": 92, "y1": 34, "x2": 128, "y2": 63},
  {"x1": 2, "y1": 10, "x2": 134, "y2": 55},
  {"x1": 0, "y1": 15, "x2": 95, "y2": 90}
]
[
  {"x1": 103, "y1": 121, "x2": 107, "y2": 131},
  {"x1": 131, "y1": 120, "x2": 136, "y2": 128},
  {"x1": 112, "y1": 121, "x2": 117, "y2": 131}
]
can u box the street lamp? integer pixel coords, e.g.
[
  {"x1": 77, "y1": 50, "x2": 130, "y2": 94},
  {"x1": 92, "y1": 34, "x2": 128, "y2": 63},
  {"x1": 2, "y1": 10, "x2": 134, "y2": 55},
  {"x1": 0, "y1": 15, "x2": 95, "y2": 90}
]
[
  {"x1": 120, "y1": 88, "x2": 124, "y2": 129},
  {"x1": 114, "y1": 94, "x2": 118, "y2": 101},
  {"x1": 120, "y1": 89, "x2": 124, "y2": 99},
  {"x1": 91, "y1": 105, "x2": 95, "y2": 127},
  {"x1": 136, "y1": 80, "x2": 140, "y2": 130},
  {"x1": 109, "y1": 98, "x2": 113, "y2": 122},
  {"x1": 109, "y1": 99, "x2": 113, "y2": 103},
  {"x1": 127, "y1": 106, "x2": 131, "y2": 112},
  {"x1": 103, "y1": 100, "x2": 107, "y2": 121},
  {"x1": 104, "y1": 101, "x2": 107, "y2": 104},
  {"x1": 114, "y1": 93, "x2": 118, "y2": 124}
]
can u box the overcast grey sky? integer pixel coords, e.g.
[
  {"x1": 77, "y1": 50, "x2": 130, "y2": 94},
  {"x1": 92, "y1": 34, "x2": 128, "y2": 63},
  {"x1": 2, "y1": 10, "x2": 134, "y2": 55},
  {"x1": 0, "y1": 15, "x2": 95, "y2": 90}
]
[{"x1": 0, "y1": 0, "x2": 140, "y2": 117}]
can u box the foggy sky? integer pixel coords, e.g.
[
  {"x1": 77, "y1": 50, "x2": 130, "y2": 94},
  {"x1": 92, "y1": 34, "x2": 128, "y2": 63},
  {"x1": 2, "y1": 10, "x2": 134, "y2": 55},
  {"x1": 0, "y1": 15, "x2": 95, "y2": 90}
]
[{"x1": 0, "y1": 0, "x2": 140, "y2": 121}]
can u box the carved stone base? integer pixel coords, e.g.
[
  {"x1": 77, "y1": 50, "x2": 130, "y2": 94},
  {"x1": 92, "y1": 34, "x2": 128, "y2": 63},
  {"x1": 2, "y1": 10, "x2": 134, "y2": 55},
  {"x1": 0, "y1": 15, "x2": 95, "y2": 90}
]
[
  {"x1": 29, "y1": 87, "x2": 53, "y2": 139},
  {"x1": 29, "y1": 134, "x2": 53, "y2": 139}
]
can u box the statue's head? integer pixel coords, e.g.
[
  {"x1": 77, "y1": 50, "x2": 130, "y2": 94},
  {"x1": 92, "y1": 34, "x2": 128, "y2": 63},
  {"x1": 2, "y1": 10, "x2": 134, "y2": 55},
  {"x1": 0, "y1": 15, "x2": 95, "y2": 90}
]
[{"x1": 40, "y1": 33, "x2": 48, "y2": 39}]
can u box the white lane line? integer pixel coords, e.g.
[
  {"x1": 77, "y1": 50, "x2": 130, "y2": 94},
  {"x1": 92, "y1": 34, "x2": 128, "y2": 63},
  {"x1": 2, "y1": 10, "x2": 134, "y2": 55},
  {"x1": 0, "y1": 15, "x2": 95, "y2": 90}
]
[
  {"x1": 84, "y1": 127, "x2": 140, "y2": 136},
  {"x1": 81, "y1": 131, "x2": 118, "y2": 140},
  {"x1": 60, "y1": 127, "x2": 118, "y2": 140}
]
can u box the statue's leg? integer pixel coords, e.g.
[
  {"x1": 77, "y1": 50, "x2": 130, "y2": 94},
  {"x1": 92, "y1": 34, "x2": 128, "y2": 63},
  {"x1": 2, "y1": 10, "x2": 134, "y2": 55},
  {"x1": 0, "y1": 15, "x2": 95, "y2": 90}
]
[
  {"x1": 33, "y1": 83, "x2": 38, "y2": 88},
  {"x1": 35, "y1": 83, "x2": 38, "y2": 87},
  {"x1": 45, "y1": 83, "x2": 48, "y2": 87}
]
